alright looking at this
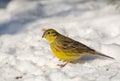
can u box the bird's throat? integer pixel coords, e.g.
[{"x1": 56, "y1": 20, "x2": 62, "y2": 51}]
[{"x1": 46, "y1": 36, "x2": 57, "y2": 44}]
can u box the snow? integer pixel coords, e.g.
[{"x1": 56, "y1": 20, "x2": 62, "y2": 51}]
[{"x1": 0, "y1": 0, "x2": 120, "y2": 81}]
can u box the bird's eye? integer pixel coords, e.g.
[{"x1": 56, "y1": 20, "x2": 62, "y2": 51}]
[{"x1": 48, "y1": 32, "x2": 50, "y2": 34}]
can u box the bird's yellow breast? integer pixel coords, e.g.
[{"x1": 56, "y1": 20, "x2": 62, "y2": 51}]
[{"x1": 50, "y1": 44, "x2": 80, "y2": 61}]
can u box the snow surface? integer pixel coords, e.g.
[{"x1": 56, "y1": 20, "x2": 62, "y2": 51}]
[{"x1": 0, "y1": 0, "x2": 120, "y2": 81}]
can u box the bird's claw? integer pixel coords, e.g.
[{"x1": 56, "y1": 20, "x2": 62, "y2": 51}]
[{"x1": 57, "y1": 64, "x2": 66, "y2": 68}]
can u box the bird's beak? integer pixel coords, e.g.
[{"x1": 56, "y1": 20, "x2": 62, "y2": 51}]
[
  {"x1": 42, "y1": 33, "x2": 45, "y2": 38},
  {"x1": 42, "y1": 28, "x2": 47, "y2": 38}
]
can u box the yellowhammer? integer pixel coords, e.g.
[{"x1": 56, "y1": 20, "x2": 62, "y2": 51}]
[{"x1": 42, "y1": 29, "x2": 114, "y2": 68}]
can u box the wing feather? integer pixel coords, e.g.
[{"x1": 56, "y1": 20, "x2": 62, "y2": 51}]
[{"x1": 54, "y1": 35, "x2": 95, "y2": 55}]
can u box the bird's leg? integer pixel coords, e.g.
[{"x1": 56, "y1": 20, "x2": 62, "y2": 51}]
[{"x1": 57, "y1": 61, "x2": 70, "y2": 68}]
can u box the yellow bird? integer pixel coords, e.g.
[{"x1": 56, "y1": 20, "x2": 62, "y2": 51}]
[{"x1": 42, "y1": 29, "x2": 114, "y2": 68}]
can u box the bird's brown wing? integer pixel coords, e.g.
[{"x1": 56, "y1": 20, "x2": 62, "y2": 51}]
[
  {"x1": 53, "y1": 35, "x2": 114, "y2": 59},
  {"x1": 55, "y1": 35, "x2": 95, "y2": 55}
]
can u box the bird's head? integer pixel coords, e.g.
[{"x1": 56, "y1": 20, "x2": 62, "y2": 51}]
[{"x1": 42, "y1": 29, "x2": 59, "y2": 43}]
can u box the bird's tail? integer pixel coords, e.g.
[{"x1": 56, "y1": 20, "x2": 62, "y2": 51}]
[{"x1": 89, "y1": 51, "x2": 114, "y2": 59}]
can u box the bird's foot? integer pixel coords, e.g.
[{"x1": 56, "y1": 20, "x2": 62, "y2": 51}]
[
  {"x1": 57, "y1": 64, "x2": 66, "y2": 68},
  {"x1": 57, "y1": 61, "x2": 70, "y2": 68}
]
